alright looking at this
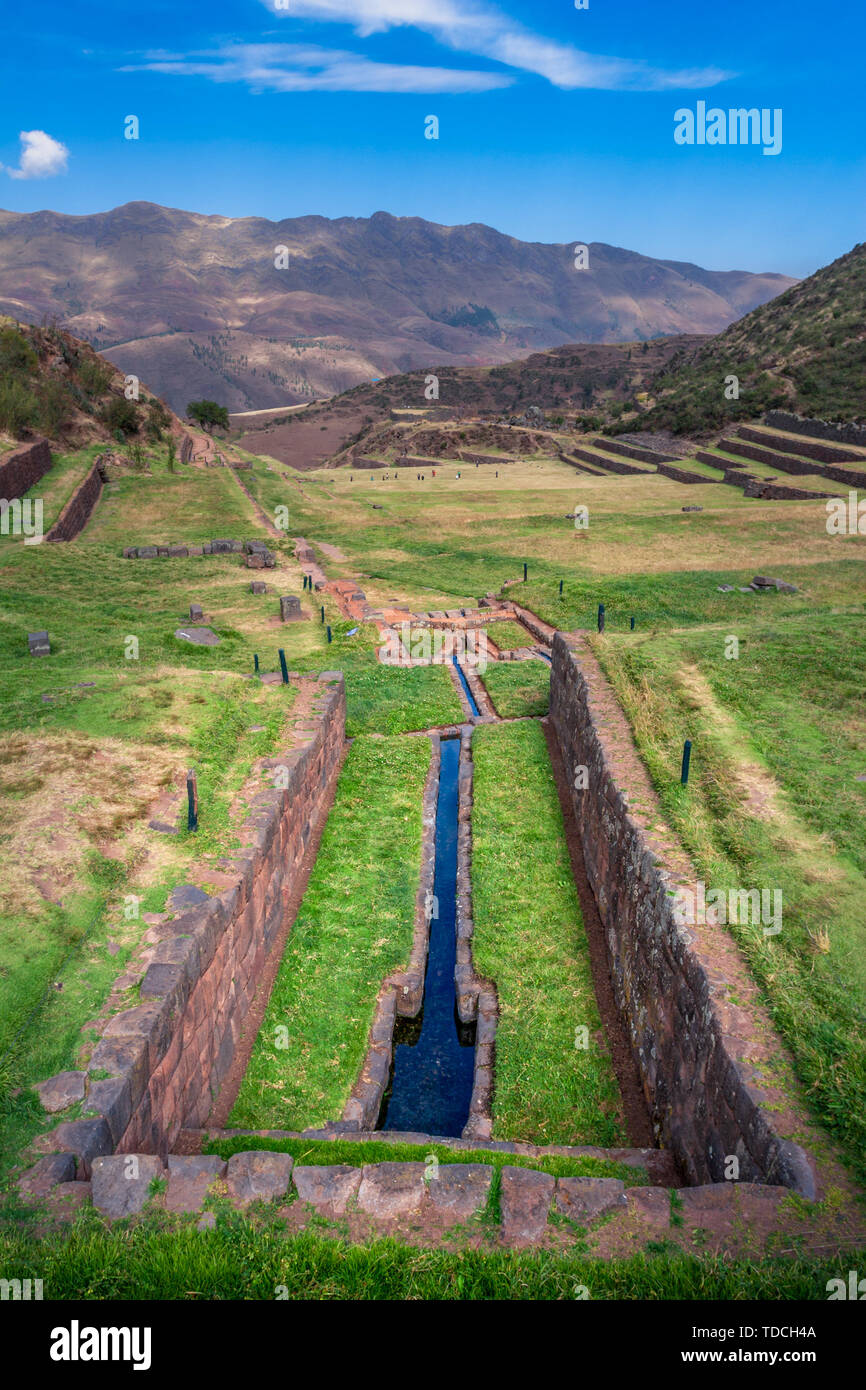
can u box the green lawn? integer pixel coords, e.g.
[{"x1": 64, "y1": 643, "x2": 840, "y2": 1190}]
[
  {"x1": 229, "y1": 734, "x2": 431, "y2": 1130},
  {"x1": 480, "y1": 659, "x2": 550, "y2": 718},
  {"x1": 592, "y1": 610, "x2": 866, "y2": 1184},
  {"x1": 470, "y1": 721, "x2": 627, "y2": 1146}
]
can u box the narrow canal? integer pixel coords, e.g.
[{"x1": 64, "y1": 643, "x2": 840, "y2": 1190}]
[
  {"x1": 379, "y1": 737, "x2": 476, "y2": 1135},
  {"x1": 451, "y1": 654, "x2": 481, "y2": 717}
]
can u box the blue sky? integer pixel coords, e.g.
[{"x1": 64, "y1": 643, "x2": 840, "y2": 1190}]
[{"x1": 0, "y1": 0, "x2": 862, "y2": 275}]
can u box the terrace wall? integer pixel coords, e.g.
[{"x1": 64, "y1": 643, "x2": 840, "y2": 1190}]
[
  {"x1": 50, "y1": 676, "x2": 346, "y2": 1164},
  {"x1": 46, "y1": 459, "x2": 105, "y2": 541},
  {"x1": 549, "y1": 633, "x2": 816, "y2": 1195},
  {"x1": 765, "y1": 410, "x2": 866, "y2": 449},
  {"x1": 0, "y1": 437, "x2": 52, "y2": 501}
]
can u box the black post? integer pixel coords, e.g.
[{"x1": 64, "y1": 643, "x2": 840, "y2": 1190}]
[
  {"x1": 523, "y1": 562, "x2": 527, "y2": 582},
  {"x1": 559, "y1": 579, "x2": 563, "y2": 596},
  {"x1": 597, "y1": 603, "x2": 605, "y2": 633},
  {"x1": 326, "y1": 625, "x2": 332, "y2": 644},
  {"x1": 278, "y1": 649, "x2": 289, "y2": 684},
  {"x1": 254, "y1": 653, "x2": 259, "y2": 673},
  {"x1": 681, "y1": 739, "x2": 692, "y2": 786},
  {"x1": 630, "y1": 616, "x2": 635, "y2": 631},
  {"x1": 186, "y1": 770, "x2": 198, "y2": 832},
  {"x1": 320, "y1": 605, "x2": 325, "y2": 624}
]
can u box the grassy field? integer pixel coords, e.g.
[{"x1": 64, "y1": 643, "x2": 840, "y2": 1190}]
[
  {"x1": 0, "y1": 1212, "x2": 848, "y2": 1300},
  {"x1": 482, "y1": 620, "x2": 534, "y2": 650},
  {"x1": 229, "y1": 734, "x2": 431, "y2": 1130},
  {"x1": 480, "y1": 659, "x2": 550, "y2": 718},
  {"x1": 592, "y1": 614, "x2": 866, "y2": 1184},
  {"x1": 471, "y1": 721, "x2": 627, "y2": 1146}
]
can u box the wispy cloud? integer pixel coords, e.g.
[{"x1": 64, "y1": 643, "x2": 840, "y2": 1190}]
[
  {"x1": 261, "y1": 0, "x2": 734, "y2": 90},
  {"x1": 124, "y1": 43, "x2": 513, "y2": 94},
  {"x1": 1, "y1": 129, "x2": 69, "y2": 179}
]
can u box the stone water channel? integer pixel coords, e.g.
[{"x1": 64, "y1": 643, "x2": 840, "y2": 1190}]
[{"x1": 379, "y1": 736, "x2": 476, "y2": 1136}]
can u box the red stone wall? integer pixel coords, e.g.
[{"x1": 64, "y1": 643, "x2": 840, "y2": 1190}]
[
  {"x1": 85, "y1": 675, "x2": 346, "y2": 1158},
  {"x1": 0, "y1": 438, "x2": 52, "y2": 501}
]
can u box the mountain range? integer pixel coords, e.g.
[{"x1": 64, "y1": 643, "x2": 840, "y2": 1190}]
[{"x1": 0, "y1": 202, "x2": 796, "y2": 414}]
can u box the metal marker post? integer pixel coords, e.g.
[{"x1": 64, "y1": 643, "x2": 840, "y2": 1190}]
[
  {"x1": 327, "y1": 625, "x2": 332, "y2": 644},
  {"x1": 681, "y1": 739, "x2": 692, "y2": 786},
  {"x1": 630, "y1": 616, "x2": 635, "y2": 631},
  {"x1": 187, "y1": 770, "x2": 198, "y2": 832},
  {"x1": 598, "y1": 603, "x2": 605, "y2": 633},
  {"x1": 254, "y1": 653, "x2": 259, "y2": 673},
  {"x1": 278, "y1": 649, "x2": 289, "y2": 684}
]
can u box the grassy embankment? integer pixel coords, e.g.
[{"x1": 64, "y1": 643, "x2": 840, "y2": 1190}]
[
  {"x1": 229, "y1": 735, "x2": 430, "y2": 1130},
  {"x1": 471, "y1": 721, "x2": 627, "y2": 1146},
  {"x1": 591, "y1": 612, "x2": 866, "y2": 1184}
]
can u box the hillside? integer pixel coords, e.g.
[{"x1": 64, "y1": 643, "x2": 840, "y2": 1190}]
[
  {"x1": 641, "y1": 243, "x2": 866, "y2": 434},
  {"x1": 232, "y1": 334, "x2": 704, "y2": 467},
  {"x1": 0, "y1": 202, "x2": 795, "y2": 414},
  {"x1": 0, "y1": 316, "x2": 181, "y2": 452}
]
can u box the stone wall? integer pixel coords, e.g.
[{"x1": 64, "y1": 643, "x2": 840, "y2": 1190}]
[
  {"x1": 765, "y1": 410, "x2": 866, "y2": 449},
  {"x1": 549, "y1": 633, "x2": 816, "y2": 1195},
  {"x1": 46, "y1": 675, "x2": 346, "y2": 1165},
  {"x1": 0, "y1": 438, "x2": 52, "y2": 501},
  {"x1": 656, "y1": 462, "x2": 717, "y2": 485},
  {"x1": 46, "y1": 459, "x2": 104, "y2": 541}
]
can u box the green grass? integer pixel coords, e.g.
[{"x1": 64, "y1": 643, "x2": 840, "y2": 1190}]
[
  {"x1": 480, "y1": 659, "x2": 550, "y2": 718},
  {"x1": 470, "y1": 721, "x2": 627, "y2": 1146},
  {"x1": 229, "y1": 735, "x2": 431, "y2": 1129},
  {"x1": 592, "y1": 611, "x2": 866, "y2": 1184},
  {"x1": 0, "y1": 1212, "x2": 852, "y2": 1300},
  {"x1": 204, "y1": 1134, "x2": 647, "y2": 1183},
  {"x1": 482, "y1": 620, "x2": 534, "y2": 651}
]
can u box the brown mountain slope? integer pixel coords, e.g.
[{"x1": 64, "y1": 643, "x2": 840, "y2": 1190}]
[{"x1": 0, "y1": 202, "x2": 795, "y2": 414}]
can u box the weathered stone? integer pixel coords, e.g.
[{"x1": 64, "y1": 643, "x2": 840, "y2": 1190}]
[
  {"x1": 292, "y1": 1164, "x2": 362, "y2": 1215},
  {"x1": 499, "y1": 1166, "x2": 555, "y2": 1244},
  {"x1": 425, "y1": 1163, "x2": 492, "y2": 1220},
  {"x1": 87, "y1": 1076, "x2": 133, "y2": 1145},
  {"x1": 250, "y1": 581, "x2": 267, "y2": 594},
  {"x1": 175, "y1": 626, "x2": 220, "y2": 646},
  {"x1": 28, "y1": 630, "x2": 50, "y2": 657},
  {"x1": 165, "y1": 1154, "x2": 227, "y2": 1213},
  {"x1": 356, "y1": 1162, "x2": 426, "y2": 1217},
  {"x1": 35, "y1": 1070, "x2": 86, "y2": 1113},
  {"x1": 51, "y1": 1118, "x2": 113, "y2": 1177},
  {"x1": 91, "y1": 1154, "x2": 163, "y2": 1219},
  {"x1": 554, "y1": 1177, "x2": 627, "y2": 1222},
  {"x1": 626, "y1": 1187, "x2": 672, "y2": 1228},
  {"x1": 280, "y1": 595, "x2": 302, "y2": 621},
  {"x1": 170, "y1": 883, "x2": 211, "y2": 912},
  {"x1": 168, "y1": 546, "x2": 188, "y2": 558},
  {"x1": 225, "y1": 1150, "x2": 294, "y2": 1207},
  {"x1": 17, "y1": 1152, "x2": 77, "y2": 1199},
  {"x1": 138, "y1": 546, "x2": 157, "y2": 559},
  {"x1": 189, "y1": 603, "x2": 203, "y2": 621}
]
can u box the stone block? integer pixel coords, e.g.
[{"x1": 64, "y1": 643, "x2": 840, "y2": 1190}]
[
  {"x1": 425, "y1": 1164, "x2": 492, "y2": 1220},
  {"x1": 356, "y1": 1163, "x2": 426, "y2": 1217},
  {"x1": 292, "y1": 1165, "x2": 362, "y2": 1216},
  {"x1": 499, "y1": 1166, "x2": 555, "y2": 1244},
  {"x1": 91, "y1": 1154, "x2": 164, "y2": 1219},
  {"x1": 280, "y1": 595, "x2": 302, "y2": 621},
  {"x1": 225, "y1": 1150, "x2": 294, "y2": 1207},
  {"x1": 35, "y1": 1070, "x2": 86, "y2": 1113},
  {"x1": 554, "y1": 1177, "x2": 627, "y2": 1222},
  {"x1": 28, "y1": 630, "x2": 50, "y2": 657},
  {"x1": 51, "y1": 1117, "x2": 113, "y2": 1178},
  {"x1": 165, "y1": 1154, "x2": 226, "y2": 1213}
]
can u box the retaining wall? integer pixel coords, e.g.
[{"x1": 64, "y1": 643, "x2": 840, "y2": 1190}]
[
  {"x1": 549, "y1": 633, "x2": 816, "y2": 1195},
  {"x1": 0, "y1": 438, "x2": 52, "y2": 501},
  {"x1": 765, "y1": 410, "x2": 866, "y2": 449},
  {"x1": 44, "y1": 675, "x2": 346, "y2": 1167},
  {"x1": 46, "y1": 459, "x2": 105, "y2": 541}
]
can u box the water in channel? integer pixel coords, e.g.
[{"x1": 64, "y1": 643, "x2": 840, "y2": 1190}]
[{"x1": 379, "y1": 737, "x2": 476, "y2": 1136}]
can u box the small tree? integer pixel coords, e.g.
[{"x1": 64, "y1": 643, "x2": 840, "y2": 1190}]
[
  {"x1": 166, "y1": 437, "x2": 177, "y2": 474},
  {"x1": 187, "y1": 399, "x2": 229, "y2": 430}
]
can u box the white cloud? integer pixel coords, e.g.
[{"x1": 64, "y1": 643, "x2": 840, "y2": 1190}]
[
  {"x1": 261, "y1": 0, "x2": 734, "y2": 90},
  {"x1": 125, "y1": 43, "x2": 512, "y2": 94},
  {"x1": 2, "y1": 129, "x2": 70, "y2": 180}
]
